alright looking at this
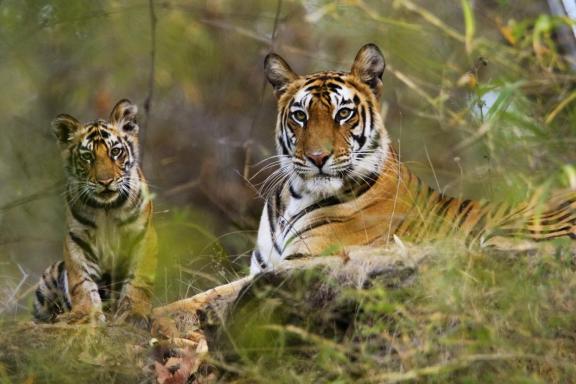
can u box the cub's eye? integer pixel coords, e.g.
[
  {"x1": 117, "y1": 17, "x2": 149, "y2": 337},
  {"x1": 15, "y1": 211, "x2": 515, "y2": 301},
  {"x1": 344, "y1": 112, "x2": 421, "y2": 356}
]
[
  {"x1": 111, "y1": 147, "x2": 123, "y2": 157},
  {"x1": 337, "y1": 108, "x2": 353, "y2": 120},
  {"x1": 80, "y1": 152, "x2": 93, "y2": 162},
  {"x1": 291, "y1": 110, "x2": 307, "y2": 123}
]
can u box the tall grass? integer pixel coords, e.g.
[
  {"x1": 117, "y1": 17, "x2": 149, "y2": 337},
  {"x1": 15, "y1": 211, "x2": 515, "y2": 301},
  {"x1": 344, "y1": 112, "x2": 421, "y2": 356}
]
[{"x1": 1, "y1": 1, "x2": 575, "y2": 383}]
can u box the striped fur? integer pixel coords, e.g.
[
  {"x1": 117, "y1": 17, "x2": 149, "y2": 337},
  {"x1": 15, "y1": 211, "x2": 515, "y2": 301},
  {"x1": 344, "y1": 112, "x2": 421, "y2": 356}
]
[
  {"x1": 33, "y1": 99, "x2": 157, "y2": 324},
  {"x1": 250, "y1": 44, "x2": 576, "y2": 274}
]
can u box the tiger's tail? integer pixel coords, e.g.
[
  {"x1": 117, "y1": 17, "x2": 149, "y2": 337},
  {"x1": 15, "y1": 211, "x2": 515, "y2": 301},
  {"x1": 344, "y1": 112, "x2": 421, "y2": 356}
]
[{"x1": 33, "y1": 260, "x2": 72, "y2": 322}]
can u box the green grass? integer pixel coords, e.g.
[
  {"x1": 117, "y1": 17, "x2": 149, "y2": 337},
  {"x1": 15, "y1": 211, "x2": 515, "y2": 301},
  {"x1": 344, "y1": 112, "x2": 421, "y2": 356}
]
[
  {"x1": 210, "y1": 242, "x2": 576, "y2": 383},
  {"x1": 0, "y1": 243, "x2": 574, "y2": 383},
  {"x1": 1, "y1": 1, "x2": 576, "y2": 383}
]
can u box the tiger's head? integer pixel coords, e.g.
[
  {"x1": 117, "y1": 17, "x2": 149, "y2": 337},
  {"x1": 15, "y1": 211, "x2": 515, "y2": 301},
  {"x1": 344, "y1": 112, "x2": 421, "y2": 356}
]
[
  {"x1": 264, "y1": 43, "x2": 390, "y2": 196},
  {"x1": 52, "y1": 99, "x2": 141, "y2": 208}
]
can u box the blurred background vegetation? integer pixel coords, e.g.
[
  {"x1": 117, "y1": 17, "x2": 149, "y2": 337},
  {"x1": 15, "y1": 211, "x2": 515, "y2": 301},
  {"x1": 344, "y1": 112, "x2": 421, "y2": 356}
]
[{"x1": 0, "y1": 0, "x2": 575, "y2": 382}]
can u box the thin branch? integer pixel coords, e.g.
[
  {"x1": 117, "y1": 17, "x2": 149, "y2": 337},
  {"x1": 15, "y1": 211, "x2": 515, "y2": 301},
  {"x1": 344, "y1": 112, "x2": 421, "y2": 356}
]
[
  {"x1": 0, "y1": 180, "x2": 62, "y2": 212},
  {"x1": 243, "y1": 0, "x2": 283, "y2": 181},
  {"x1": 142, "y1": 0, "x2": 158, "y2": 154}
]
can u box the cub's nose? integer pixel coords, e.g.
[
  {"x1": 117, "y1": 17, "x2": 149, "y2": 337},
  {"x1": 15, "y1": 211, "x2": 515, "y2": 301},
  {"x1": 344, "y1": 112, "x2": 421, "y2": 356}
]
[
  {"x1": 97, "y1": 177, "x2": 114, "y2": 187},
  {"x1": 306, "y1": 151, "x2": 331, "y2": 169}
]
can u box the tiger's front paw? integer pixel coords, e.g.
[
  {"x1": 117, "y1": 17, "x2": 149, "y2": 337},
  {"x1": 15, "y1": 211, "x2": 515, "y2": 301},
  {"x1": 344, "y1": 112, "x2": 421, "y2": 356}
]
[{"x1": 56, "y1": 309, "x2": 106, "y2": 325}]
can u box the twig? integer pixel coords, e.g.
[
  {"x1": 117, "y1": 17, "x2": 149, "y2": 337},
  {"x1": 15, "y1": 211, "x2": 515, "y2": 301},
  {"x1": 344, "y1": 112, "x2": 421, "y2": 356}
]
[
  {"x1": 398, "y1": 0, "x2": 465, "y2": 43},
  {"x1": 242, "y1": 0, "x2": 284, "y2": 181},
  {"x1": 0, "y1": 180, "x2": 62, "y2": 212},
  {"x1": 0, "y1": 264, "x2": 29, "y2": 314},
  {"x1": 545, "y1": 90, "x2": 576, "y2": 124},
  {"x1": 142, "y1": 0, "x2": 158, "y2": 153},
  {"x1": 364, "y1": 353, "x2": 540, "y2": 383},
  {"x1": 153, "y1": 247, "x2": 428, "y2": 317}
]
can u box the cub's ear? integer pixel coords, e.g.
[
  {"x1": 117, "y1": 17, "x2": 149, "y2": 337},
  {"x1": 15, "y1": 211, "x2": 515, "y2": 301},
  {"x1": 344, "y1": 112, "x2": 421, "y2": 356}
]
[
  {"x1": 264, "y1": 53, "x2": 299, "y2": 98},
  {"x1": 51, "y1": 114, "x2": 81, "y2": 145},
  {"x1": 110, "y1": 99, "x2": 139, "y2": 135},
  {"x1": 351, "y1": 43, "x2": 386, "y2": 98}
]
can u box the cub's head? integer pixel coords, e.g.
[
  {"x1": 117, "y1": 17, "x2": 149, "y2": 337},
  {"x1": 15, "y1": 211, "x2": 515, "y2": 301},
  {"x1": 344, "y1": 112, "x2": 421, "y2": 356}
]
[
  {"x1": 265, "y1": 43, "x2": 390, "y2": 196},
  {"x1": 52, "y1": 99, "x2": 141, "y2": 207}
]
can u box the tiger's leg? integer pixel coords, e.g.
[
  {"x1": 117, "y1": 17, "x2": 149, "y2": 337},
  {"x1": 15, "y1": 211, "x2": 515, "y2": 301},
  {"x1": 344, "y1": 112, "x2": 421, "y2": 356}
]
[
  {"x1": 33, "y1": 261, "x2": 72, "y2": 322},
  {"x1": 117, "y1": 219, "x2": 158, "y2": 326},
  {"x1": 61, "y1": 234, "x2": 105, "y2": 324}
]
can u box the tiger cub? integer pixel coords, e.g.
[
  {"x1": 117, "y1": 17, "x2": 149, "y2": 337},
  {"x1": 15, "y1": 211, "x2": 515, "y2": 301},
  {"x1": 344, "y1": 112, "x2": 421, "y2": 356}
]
[
  {"x1": 33, "y1": 99, "x2": 157, "y2": 324},
  {"x1": 251, "y1": 43, "x2": 576, "y2": 274}
]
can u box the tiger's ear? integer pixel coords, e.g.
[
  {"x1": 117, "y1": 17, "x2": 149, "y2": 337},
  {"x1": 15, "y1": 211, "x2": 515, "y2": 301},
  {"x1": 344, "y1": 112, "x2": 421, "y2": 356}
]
[
  {"x1": 51, "y1": 114, "x2": 81, "y2": 145},
  {"x1": 110, "y1": 99, "x2": 139, "y2": 136},
  {"x1": 264, "y1": 53, "x2": 299, "y2": 98},
  {"x1": 351, "y1": 43, "x2": 386, "y2": 98}
]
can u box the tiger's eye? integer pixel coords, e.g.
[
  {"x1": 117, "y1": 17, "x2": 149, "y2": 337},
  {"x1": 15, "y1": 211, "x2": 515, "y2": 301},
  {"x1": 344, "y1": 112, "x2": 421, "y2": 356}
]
[
  {"x1": 111, "y1": 147, "x2": 122, "y2": 157},
  {"x1": 337, "y1": 108, "x2": 353, "y2": 119},
  {"x1": 291, "y1": 110, "x2": 306, "y2": 123},
  {"x1": 80, "y1": 152, "x2": 93, "y2": 162}
]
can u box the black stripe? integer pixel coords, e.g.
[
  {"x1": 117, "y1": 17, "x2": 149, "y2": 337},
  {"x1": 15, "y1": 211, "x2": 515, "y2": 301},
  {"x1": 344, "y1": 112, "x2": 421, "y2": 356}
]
[
  {"x1": 83, "y1": 186, "x2": 130, "y2": 210},
  {"x1": 35, "y1": 288, "x2": 45, "y2": 306},
  {"x1": 283, "y1": 171, "x2": 380, "y2": 239},
  {"x1": 466, "y1": 209, "x2": 490, "y2": 245},
  {"x1": 266, "y1": 197, "x2": 284, "y2": 254},
  {"x1": 69, "y1": 232, "x2": 98, "y2": 263},
  {"x1": 86, "y1": 130, "x2": 101, "y2": 142},
  {"x1": 42, "y1": 272, "x2": 53, "y2": 290},
  {"x1": 118, "y1": 191, "x2": 143, "y2": 226},
  {"x1": 278, "y1": 135, "x2": 290, "y2": 156},
  {"x1": 539, "y1": 197, "x2": 576, "y2": 218},
  {"x1": 70, "y1": 207, "x2": 96, "y2": 228},
  {"x1": 98, "y1": 129, "x2": 110, "y2": 139},
  {"x1": 436, "y1": 196, "x2": 455, "y2": 217},
  {"x1": 287, "y1": 214, "x2": 358, "y2": 242},
  {"x1": 352, "y1": 133, "x2": 367, "y2": 148},
  {"x1": 456, "y1": 200, "x2": 474, "y2": 228},
  {"x1": 267, "y1": 200, "x2": 276, "y2": 239},
  {"x1": 534, "y1": 211, "x2": 576, "y2": 226},
  {"x1": 82, "y1": 264, "x2": 100, "y2": 280},
  {"x1": 49, "y1": 263, "x2": 59, "y2": 291},
  {"x1": 253, "y1": 249, "x2": 267, "y2": 269},
  {"x1": 357, "y1": 131, "x2": 381, "y2": 160},
  {"x1": 305, "y1": 85, "x2": 321, "y2": 92},
  {"x1": 326, "y1": 83, "x2": 341, "y2": 92},
  {"x1": 273, "y1": 240, "x2": 283, "y2": 254},
  {"x1": 57, "y1": 260, "x2": 66, "y2": 277},
  {"x1": 289, "y1": 184, "x2": 302, "y2": 199},
  {"x1": 490, "y1": 224, "x2": 573, "y2": 238},
  {"x1": 304, "y1": 78, "x2": 318, "y2": 86},
  {"x1": 70, "y1": 278, "x2": 91, "y2": 295}
]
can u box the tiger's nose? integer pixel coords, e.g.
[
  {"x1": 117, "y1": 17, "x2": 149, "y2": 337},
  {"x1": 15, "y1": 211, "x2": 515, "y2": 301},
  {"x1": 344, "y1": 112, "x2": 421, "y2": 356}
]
[
  {"x1": 306, "y1": 151, "x2": 331, "y2": 169},
  {"x1": 97, "y1": 177, "x2": 114, "y2": 187}
]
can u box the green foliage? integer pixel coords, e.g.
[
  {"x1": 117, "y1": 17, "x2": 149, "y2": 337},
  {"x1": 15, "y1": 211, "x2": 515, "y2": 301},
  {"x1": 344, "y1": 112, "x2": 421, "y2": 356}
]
[
  {"x1": 0, "y1": 321, "x2": 150, "y2": 383},
  {"x1": 212, "y1": 243, "x2": 576, "y2": 383},
  {"x1": 0, "y1": 0, "x2": 575, "y2": 383}
]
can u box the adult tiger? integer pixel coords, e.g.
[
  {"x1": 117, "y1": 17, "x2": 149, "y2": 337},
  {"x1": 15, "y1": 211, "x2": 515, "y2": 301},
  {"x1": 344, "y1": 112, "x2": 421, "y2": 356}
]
[
  {"x1": 33, "y1": 99, "x2": 157, "y2": 324},
  {"x1": 250, "y1": 43, "x2": 576, "y2": 274}
]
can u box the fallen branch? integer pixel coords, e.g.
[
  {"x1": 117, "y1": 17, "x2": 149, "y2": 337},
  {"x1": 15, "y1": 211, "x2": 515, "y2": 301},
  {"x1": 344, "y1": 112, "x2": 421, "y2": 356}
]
[{"x1": 153, "y1": 244, "x2": 430, "y2": 318}]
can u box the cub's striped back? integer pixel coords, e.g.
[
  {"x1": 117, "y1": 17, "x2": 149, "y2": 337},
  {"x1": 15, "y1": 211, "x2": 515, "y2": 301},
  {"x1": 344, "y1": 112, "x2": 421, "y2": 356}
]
[{"x1": 250, "y1": 43, "x2": 576, "y2": 274}]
